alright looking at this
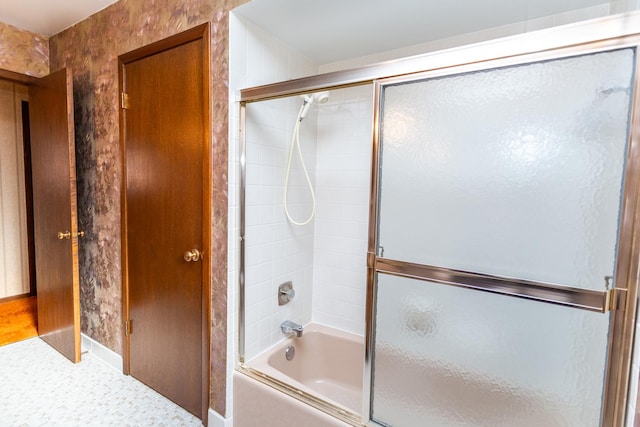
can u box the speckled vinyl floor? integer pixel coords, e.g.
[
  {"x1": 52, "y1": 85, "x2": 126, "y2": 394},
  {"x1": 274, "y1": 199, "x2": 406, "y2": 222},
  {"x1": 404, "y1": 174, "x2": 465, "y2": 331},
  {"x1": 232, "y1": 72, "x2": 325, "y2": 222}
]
[{"x1": 0, "y1": 338, "x2": 202, "y2": 426}]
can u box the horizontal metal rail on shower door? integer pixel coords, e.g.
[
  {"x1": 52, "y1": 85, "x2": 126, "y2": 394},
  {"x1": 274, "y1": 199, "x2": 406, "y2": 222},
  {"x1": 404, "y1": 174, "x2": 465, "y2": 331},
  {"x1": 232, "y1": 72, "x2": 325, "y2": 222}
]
[{"x1": 371, "y1": 256, "x2": 617, "y2": 313}]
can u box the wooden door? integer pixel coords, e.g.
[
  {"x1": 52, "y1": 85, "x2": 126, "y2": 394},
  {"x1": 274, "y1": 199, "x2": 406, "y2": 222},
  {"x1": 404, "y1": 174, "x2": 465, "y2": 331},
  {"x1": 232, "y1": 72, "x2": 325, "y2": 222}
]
[
  {"x1": 29, "y1": 68, "x2": 80, "y2": 363},
  {"x1": 121, "y1": 26, "x2": 210, "y2": 420}
]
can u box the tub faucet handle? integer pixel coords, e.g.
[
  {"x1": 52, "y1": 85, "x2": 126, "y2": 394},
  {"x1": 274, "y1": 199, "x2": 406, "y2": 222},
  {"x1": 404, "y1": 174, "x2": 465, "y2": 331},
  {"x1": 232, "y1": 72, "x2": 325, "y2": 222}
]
[
  {"x1": 281, "y1": 288, "x2": 295, "y2": 298},
  {"x1": 281, "y1": 320, "x2": 303, "y2": 337},
  {"x1": 278, "y1": 281, "x2": 295, "y2": 306}
]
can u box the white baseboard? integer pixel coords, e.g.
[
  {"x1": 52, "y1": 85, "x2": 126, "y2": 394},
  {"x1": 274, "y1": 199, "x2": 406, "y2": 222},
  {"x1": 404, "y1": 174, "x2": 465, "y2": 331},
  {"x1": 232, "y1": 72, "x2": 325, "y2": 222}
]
[
  {"x1": 81, "y1": 333, "x2": 123, "y2": 373},
  {"x1": 208, "y1": 408, "x2": 232, "y2": 427}
]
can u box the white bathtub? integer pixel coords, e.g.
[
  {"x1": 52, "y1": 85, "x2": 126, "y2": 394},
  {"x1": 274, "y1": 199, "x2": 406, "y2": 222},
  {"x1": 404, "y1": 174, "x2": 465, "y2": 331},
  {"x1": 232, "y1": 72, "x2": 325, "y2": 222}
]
[{"x1": 234, "y1": 323, "x2": 364, "y2": 426}]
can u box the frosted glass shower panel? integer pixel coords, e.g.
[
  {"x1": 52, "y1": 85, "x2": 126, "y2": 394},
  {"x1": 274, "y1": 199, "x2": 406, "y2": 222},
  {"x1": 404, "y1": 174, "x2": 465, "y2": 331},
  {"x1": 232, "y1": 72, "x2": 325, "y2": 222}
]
[
  {"x1": 377, "y1": 49, "x2": 635, "y2": 289},
  {"x1": 371, "y1": 274, "x2": 609, "y2": 427}
]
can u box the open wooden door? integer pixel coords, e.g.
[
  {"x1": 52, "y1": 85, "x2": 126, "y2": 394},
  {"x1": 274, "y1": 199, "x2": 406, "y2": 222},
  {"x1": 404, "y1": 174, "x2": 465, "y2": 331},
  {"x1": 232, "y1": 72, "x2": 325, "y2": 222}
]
[{"x1": 29, "y1": 68, "x2": 80, "y2": 363}]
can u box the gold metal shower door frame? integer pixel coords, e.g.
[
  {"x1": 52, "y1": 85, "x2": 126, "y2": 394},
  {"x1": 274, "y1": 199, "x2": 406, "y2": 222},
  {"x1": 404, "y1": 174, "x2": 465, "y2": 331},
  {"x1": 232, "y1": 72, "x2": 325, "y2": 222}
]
[
  {"x1": 237, "y1": 12, "x2": 640, "y2": 427},
  {"x1": 367, "y1": 42, "x2": 640, "y2": 427},
  {"x1": 364, "y1": 44, "x2": 640, "y2": 427}
]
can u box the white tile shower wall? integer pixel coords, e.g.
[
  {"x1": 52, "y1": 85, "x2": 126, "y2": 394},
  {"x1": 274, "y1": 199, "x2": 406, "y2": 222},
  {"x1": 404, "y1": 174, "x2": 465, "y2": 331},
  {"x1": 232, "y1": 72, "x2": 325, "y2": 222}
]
[
  {"x1": 611, "y1": 0, "x2": 640, "y2": 14},
  {"x1": 311, "y1": 86, "x2": 373, "y2": 336},
  {"x1": 228, "y1": 11, "x2": 319, "y2": 417},
  {"x1": 238, "y1": 16, "x2": 319, "y2": 89},
  {"x1": 243, "y1": 97, "x2": 318, "y2": 360}
]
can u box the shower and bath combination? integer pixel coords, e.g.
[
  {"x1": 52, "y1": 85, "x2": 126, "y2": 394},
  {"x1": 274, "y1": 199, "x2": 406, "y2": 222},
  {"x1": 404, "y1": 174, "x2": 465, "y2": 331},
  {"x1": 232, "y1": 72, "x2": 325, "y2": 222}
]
[
  {"x1": 236, "y1": 18, "x2": 640, "y2": 427},
  {"x1": 284, "y1": 91, "x2": 330, "y2": 225}
]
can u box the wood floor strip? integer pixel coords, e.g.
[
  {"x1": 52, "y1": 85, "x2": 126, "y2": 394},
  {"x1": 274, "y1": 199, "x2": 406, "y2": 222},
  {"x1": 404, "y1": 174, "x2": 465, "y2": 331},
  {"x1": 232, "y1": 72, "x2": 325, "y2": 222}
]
[{"x1": 0, "y1": 296, "x2": 37, "y2": 346}]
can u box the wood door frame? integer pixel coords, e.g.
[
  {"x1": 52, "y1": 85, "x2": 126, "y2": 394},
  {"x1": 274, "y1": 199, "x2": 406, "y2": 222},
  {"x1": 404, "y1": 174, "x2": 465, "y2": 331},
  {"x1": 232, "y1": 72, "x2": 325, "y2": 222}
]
[
  {"x1": 21, "y1": 99, "x2": 37, "y2": 297},
  {"x1": 0, "y1": 69, "x2": 37, "y2": 85},
  {"x1": 118, "y1": 23, "x2": 212, "y2": 422},
  {"x1": 0, "y1": 80, "x2": 37, "y2": 301}
]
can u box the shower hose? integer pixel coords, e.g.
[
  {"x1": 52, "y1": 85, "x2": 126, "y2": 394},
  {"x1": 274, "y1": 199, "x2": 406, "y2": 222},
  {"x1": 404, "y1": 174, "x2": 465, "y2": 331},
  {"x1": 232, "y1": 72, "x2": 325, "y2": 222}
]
[{"x1": 284, "y1": 102, "x2": 316, "y2": 226}]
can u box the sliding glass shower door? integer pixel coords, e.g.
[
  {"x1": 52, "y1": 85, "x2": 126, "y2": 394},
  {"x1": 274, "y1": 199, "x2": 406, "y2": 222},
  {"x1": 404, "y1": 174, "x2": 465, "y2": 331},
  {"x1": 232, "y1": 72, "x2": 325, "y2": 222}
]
[{"x1": 369, "y1": 48, "x2": 636, "y2": 426}]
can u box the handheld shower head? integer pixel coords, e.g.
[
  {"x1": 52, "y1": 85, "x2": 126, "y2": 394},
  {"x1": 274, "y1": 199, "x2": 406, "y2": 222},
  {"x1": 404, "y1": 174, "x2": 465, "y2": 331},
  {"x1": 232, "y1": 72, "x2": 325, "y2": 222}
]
[
  {"x1": 314, "y1": 91, "x2": 330, "y2": 104},
  {"x1": 299, "y1": 91, "x2": 330, "y2": 121}
]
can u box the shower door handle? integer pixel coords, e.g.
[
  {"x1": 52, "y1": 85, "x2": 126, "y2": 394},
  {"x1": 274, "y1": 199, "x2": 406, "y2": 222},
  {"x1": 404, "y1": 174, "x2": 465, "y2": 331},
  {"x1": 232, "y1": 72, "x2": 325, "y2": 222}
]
[{"x1": 183, "y1": 249, "x2": 202, "y2": 262}]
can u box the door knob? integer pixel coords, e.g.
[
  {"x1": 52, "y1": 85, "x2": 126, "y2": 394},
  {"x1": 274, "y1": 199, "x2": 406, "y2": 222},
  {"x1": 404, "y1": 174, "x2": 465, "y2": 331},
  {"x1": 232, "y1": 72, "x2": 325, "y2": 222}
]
[
  {"x1": 184, "y1": 249, "x2": 202, "y2": 262},
  {"x1": 57, "y1": 231, "x2": 71, "y2": 240}
]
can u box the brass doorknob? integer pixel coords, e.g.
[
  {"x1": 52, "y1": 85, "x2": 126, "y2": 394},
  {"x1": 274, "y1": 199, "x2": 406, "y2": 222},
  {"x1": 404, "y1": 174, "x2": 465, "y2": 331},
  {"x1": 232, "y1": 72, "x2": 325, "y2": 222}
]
[
  {"x1": 57, "y1": 231, "x2": 71, "y2": 240},
  {"x1": 184, "y1": 249, "x2": 202, "y2": 262}
]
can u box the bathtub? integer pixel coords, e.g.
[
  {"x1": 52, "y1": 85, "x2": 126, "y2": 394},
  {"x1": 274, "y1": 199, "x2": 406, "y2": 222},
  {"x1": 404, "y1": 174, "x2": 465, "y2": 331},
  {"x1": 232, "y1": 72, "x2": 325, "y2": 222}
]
[{"x1": 234, "y1": 323, "x2": 364, "y2": 426}]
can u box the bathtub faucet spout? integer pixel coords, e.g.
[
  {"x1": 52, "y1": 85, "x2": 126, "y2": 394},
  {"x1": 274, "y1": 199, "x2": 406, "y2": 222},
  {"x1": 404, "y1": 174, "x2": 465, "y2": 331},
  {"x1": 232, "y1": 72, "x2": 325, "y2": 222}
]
[{"x1": 281, "y1": 320, "x2": 303, "y2": 337}]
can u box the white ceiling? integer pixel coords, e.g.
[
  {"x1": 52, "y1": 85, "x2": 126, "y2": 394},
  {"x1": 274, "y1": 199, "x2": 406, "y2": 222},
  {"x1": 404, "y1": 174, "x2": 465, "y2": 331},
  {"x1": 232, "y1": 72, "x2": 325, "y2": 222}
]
[
  {"x1": 233, "y1": 0, "x2": 609, "y2": 64},
  {"x1": 0, "y1": 0, "x2": 119, "y2": 37},
  {"x1": 0, "y1": 0, "x2": 609, "y2": 53}
]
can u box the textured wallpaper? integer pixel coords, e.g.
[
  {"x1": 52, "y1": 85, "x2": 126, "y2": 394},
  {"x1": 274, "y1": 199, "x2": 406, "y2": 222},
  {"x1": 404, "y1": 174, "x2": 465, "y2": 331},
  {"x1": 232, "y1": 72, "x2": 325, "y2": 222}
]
[
  {"x1": 48, "y1": 0, "x2": 247, "y2": 415},
  {"x1": 0, "y1": 21, "x2": 48, "y2": 76}
]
